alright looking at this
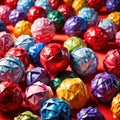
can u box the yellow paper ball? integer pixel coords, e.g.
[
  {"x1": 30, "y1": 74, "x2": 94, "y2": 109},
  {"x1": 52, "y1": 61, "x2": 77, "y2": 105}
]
[
  {"x1": 72, "y1": 0, "x2": 88, "y2": 15},
  {"x1": 111, "y1": 93, "x2": 120, "y2": 118},
  {"x1": 56, "y1": 78, "x2": 89, "y2": 109},
  {"x1": 108, "y1": 12, "x2": 120, "y2": 29},
  {"x1": 14, "y1": 20, "x2": 32, "y2": 37}
]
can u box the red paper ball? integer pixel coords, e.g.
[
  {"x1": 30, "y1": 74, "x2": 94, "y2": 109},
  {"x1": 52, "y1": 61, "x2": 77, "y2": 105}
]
[
  {"x1": 5, "y1": 47, "x2": 30, "y2": 70},
  {"x1": 49, "y1": 0, "x2": 63, "y2": 10},
  {"x1": 88, "y1": 0, "x2": 105, "y2": 12},
  {"x1": 0, "y1": 80, "x2": 23, "y2": 112},
  {"x1": 103, "y1": 49, "x2": 120, "y2": 76},
  {"x1": 27, "y1": 6, "x2": 46, "y2": 23},
  {"x1": 4, "y1": 0, "x2": 18, "y2": 9},
  {"x1": 57, "y1": 4, "x2": 76, "y2": 20},
  {"x1": 40, "y1": 43, "x2": 70, "y2": 76},
  {"x1": 84, "y1": 26, "x2": 109, "y2": 51}
]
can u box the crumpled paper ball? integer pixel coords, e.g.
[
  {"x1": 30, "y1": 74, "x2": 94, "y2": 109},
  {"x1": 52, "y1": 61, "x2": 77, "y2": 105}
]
[
  {"x1": 47, "y1": 10, "x2": 65, "y2": 31},
  {"x1": 27, "y1": 6, "x2": 46, "y2": 23},
  {"x1": 0, "y1": 31, "x2": 14, "y2": 59},
  {"x1": 70, "y1": 47, "x2": 98, "y2": 77},
  {"x1": 56, "y1": 78, "x2": 89, "y2": 109},
  {"x1": 115, "y1": 31, "x2": 120, "y2": 46},
  {"x1": 40, "y1": 43, "x2": 70, "y2": 76},
  {"x1": 91, "y1": 72, "x2": 120, "y2": 103},
  {"x1": 84, "y1": 26, "x2": 109, "y2": 51},
  {"x1": 15, "y1": 34, "x2": 36, "y2": 51},
  {"x1": 0, "y1": 80, "x2": 23, "y2": 112},
  {"x1": 0, "y1": 20, "x2": 6, "y2": 32},
  {"x1": 40, "y1": 98, "x2": 72, "y2": 120},
  {"x1": 0, "y1": 5, "x2": 11, "y2": 24},
  {"x1": 111, "y1": 93, "x2": 120, "y2": 118},
  {"x1": 35, "y1": 0, "x2": 52, "y2": 15},
  {"x1": 31, "y1": 18, "x2": 56, "y2": 43},
  {"x1": 14, "y1": 20, "x2": 32, "y2": 37},
  {"x1": 57, "y1": 4, "x2": 76, "y2": 21},
  {"x1": 9, "y1": 9, "x2": 26, "y2": 26},
  {"x1": 28, "y1": 42, "x2": 46, "y2": 66},
  {"x1": 103, "y1": 49, "x2": 120, "y2": 76},
  {"x1": 52, "y1": 70, "x2": 78, "y2": 91},
  {"x1": 77, "y1": 106, "x2": 105, "y2": 120},
  {"x1": 24, "y1": 81, "x2": 53, "y2": 111},
  {"x1": 5, "y1": 47, "x2": 30, "y2": 70},
  {"x1": 26, "y1": 67, "x2": 51, "y2": 86},
  {"x1": 88, "y1": 0, "x2": 105, "y2": 12},
  {"x1": 107, "y1": 11, "x2": 120, "y2": 29},
  {"x1": 72, "y1": 0, "x2": 88, "y2": 15},
  {"x1": 78, "y1": 7, "x2": 98, "y2": 27},
  {"x1": 106, "y1": 0, "x2": 120, "y2": 13},
  {"x1": 64, "y1": 16, "x2": 88, "y2": 37},
  {"x1": 63, "y1": 36, "x2": 87, "y2": 53},
  {"x1": 98, "y1": 18, "x2": 118, "y2": 40},
  {"x1": 0, "y1": 56, "x2": 25, "y2": 83},
  {"x1": 49, "y1": 0, "x2": 63, "y2": 10},
  {"x1": 14, "y1": 111, "x2": 38, "y2": 120},
  {"x1": 4, "y1": 0, "x2": 18, "y2": 9},
  {"x1": 17, "y1": 0, "x2": 34, "y2": 14}
]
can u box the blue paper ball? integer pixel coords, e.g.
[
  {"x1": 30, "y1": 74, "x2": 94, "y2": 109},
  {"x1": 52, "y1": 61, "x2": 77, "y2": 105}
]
[
  {"x1": 17, "y1": 0, "x2": 34, "y2": 14},
  {"x1": 26, "y1": 67, "x2": 51, "y2": 86},
  {"x1": 0, "y1": 20, "x2": 6, "y2": 32},
  {"x1": 0, "y1": 56, "x2": 25, "y2": 83},
  {"x1": 77, "y1": 107, "x2": 105, "y2": 120},
  {"x1": 78, "y1": 8, "x2": 98, "y2": 27},
  {"x1": 40, "y1": 98, "x2": 72, "y2": 120},
  {"x1": 35, "y1": 0, "x2": 52, "y2": 15},
  {"x1": 28, "y1": 42, "x2": 46, "y2": 66},
  {"x1": 70, "y1": 47, "x2": 98, "y2": 77},
  {"x1": 98, "y1": 18, "x2": 118, "y2": 40},
  {"x1": 64, "y1": 16, "x2": 88, "y2": 37},
  {"x1": 15, "y1": 35, "x2": 36, "y2": 51},
  {"x1": 106, "y1": 0, "x2": 120, "y2": 13},
  {"x1": 9, "y1": 9, "x2": 26, "y2": 26}
]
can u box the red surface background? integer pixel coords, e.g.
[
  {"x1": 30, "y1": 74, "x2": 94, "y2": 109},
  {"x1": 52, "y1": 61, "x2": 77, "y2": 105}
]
[{"x1": 0, "y1": 6, "x2": 120, "y2": 120}]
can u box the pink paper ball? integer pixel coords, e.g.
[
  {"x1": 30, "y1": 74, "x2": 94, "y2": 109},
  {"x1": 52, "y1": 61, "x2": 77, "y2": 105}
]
[
  {"x1": 115, "y1": 31, "x2": 120, "y2": 46},
  {"x1": 0, "y1": 32, "x2": 14, "y2": 59},
  {"x1": 24, "y1": 82, "x2": 53, "y2": 111},
  {"x1": 0, "y1": 5, "x2": 11, "y2": 24},
  {"x1": 31, "y1": 17, "x2": 56, "y2": 43}
]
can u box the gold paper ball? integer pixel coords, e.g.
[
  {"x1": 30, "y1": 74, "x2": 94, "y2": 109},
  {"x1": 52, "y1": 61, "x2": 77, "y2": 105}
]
[
  {"x1": 56, "y1": 78, "x2": 89, "y2": 109},
  {"x1": 108, "y1": 12, "x2": 120, "y2": 29},
  {"x1": 14, "y1": 20, "x2": 32, "y2": 37},
  {"x1": 72, "y1": 0, "x2": 88, "y2": 15},
  {"x1": 111, "y1": 93, "x2": 120, "y2": 118}
]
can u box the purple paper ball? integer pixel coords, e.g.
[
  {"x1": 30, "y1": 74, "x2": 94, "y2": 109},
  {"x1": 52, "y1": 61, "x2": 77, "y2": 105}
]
[
  {"x1": 64, "y1": 16, "x2": 88, "y2": 37},
  {"x1": 28, "y1": 42, "x2": 46, "y2": 66},
  {"x1": 9, "y1": 9, "x2": 26, "y2": 26},
  {"x1": 106, "y1": 0, "x2": 120, "y2": 13},
  {"x1": 70, "y1": 47, "x2": 98, "y2": 77},
  {"x1": 78, "y1": 7, "x2": 98, "y2": 27},
  {"x1": 91, "y1": 72, "x2": 120, "y2": 103},
  {"x1": 25, "y1": 67, "x2": 51, "y2": 86},
  {"x1": 0, "y1": 20, "x2": 6, "y2": 32},
  {"x1": 77, "y1": 106, "x2": 105, "y2": 120}
]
